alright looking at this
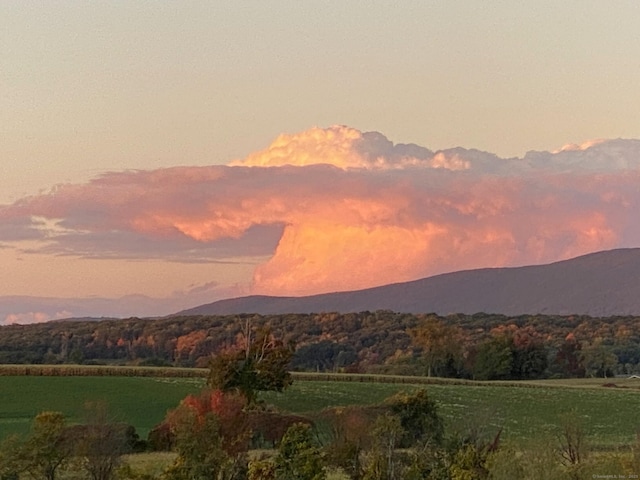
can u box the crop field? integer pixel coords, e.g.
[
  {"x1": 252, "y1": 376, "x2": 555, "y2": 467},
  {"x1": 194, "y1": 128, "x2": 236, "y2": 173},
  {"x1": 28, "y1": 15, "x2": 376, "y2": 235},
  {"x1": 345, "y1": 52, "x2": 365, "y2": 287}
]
[
  {"x1": 0, "y1": 376, "x2": 205, "y2": 439},
  {"x1": 1, "y1": 371, "x2": 639, "y2": 448},
  {"x1": 264, "y1": 380, "x2": 640, "y2": 447}
]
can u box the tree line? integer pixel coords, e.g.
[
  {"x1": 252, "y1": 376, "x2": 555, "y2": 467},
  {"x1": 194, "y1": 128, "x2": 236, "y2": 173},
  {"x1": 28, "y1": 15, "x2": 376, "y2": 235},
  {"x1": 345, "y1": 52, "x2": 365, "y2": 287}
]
[{"x1": 0, "y1": 311, "x2": 638, "y2": 379}]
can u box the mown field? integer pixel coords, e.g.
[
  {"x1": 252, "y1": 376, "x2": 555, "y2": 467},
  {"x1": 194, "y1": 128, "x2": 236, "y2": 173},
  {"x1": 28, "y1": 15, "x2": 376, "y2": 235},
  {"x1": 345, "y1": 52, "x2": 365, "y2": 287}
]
[{"x1": 1, "y1": 368, "x2": 639, "y2": 448}]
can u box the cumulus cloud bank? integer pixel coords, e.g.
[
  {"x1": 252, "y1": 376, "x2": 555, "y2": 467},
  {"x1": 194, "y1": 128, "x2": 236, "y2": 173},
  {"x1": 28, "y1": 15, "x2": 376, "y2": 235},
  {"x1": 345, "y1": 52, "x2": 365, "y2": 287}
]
[{"x1": 2, "y1": 125, "x2": 640, "y2": 296}]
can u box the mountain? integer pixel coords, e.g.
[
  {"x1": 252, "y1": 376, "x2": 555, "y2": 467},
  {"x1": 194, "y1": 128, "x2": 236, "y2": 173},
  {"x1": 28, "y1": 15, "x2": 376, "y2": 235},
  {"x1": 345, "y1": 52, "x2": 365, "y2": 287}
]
[
  {"x1": 177, "y1": 248, "x2": 640, "y2": 316},
  {"x1": 0, "y1": 293, "x2": 208, "y2": 325},
  {"x1": 0, "y1": 296, "x2": 165, "y2": 326}
]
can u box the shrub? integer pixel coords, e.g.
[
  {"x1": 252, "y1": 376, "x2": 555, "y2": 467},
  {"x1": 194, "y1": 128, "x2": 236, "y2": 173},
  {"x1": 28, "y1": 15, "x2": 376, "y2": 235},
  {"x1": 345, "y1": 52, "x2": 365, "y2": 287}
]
[
  {"x1": 274, "y1": 423, "x2": 325, "y2": 480},
  {"x1": 386, "y1": 389, "x2": 443, "y2": 448}
]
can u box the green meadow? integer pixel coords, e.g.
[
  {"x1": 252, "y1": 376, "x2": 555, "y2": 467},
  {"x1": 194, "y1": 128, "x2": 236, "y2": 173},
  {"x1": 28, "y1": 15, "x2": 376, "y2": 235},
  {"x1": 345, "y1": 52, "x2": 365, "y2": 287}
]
[
  {"x1": 0, "y1": 376, "x2": 204, "y2": 439},
  {"x1": 1, "y1": 374, "x2": 639, "y2": 448},
  {"x1": 263, "y1": 379, "x2": 640, "y2": 448}
]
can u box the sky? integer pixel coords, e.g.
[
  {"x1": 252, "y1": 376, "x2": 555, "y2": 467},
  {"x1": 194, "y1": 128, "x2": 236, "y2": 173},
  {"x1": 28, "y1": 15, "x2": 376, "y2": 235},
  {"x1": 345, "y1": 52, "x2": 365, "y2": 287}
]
[{"x1": 1, "y1": 2, "x2": 640, "y2": 322}]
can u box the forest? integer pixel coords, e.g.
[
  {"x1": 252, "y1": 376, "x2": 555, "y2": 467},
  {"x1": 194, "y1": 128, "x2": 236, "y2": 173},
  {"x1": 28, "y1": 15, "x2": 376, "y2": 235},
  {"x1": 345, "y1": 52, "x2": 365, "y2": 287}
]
[{"x1": 1, "y1": 311, "x2": 638, "y2": 380}]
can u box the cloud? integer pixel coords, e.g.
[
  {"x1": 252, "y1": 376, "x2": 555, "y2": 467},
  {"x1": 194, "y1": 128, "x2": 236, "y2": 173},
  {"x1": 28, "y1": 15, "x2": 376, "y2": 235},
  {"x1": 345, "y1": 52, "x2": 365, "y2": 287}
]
[
  {"x1": 554, "y1": 139, "x2": 606, "y2": 153},
  {"x1": 1, "y1": 126, "x2": 640, "y2": 297},
  {"x1": 233, "y1": 125, "x2": 449, "y2": 170},
  {"x1": 524, "y1": 138, "x2": 640, "y2": 172},
  {"x1": 4, "y1": 310, "x2": 72, "y2": 325},
  {"x1": 0, "y1": 168, "x2": 285, "y2": 261},
  {"x1": 0, "y1": 216, "x2": 49, "y2": 242}
]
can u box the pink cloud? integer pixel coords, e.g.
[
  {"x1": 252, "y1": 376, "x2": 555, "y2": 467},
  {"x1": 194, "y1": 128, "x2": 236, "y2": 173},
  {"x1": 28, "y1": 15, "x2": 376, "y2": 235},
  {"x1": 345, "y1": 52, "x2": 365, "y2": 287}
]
[
  {"x1": 1, "y1": 127, "x2": 640, "y2": 297},
  {"x1": 5, "y1": 310, "x2": 72, "y2": 325}
]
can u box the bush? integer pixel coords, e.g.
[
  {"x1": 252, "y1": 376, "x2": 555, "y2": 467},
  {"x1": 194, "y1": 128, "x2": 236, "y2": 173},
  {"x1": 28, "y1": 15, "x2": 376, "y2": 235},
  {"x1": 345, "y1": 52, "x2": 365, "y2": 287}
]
[
  {"x1": 147, "y1": 423, "x2": 174, "y2": 452},
  {"x1": 248, "y1": 456, "x2": 276, "y2": 480},
  {"x1": 274, "y1": 423, "x2": 325, "y2": 480},
  {"x1": 387, "y1": 389, "x2": 443, "y2": 448}
]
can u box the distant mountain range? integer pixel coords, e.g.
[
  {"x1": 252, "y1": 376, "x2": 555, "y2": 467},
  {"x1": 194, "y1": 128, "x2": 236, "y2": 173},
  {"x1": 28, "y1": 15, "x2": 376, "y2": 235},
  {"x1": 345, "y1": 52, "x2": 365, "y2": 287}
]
[{"x1": 177, "y1": 248, "x2": 640, "y2": 317}]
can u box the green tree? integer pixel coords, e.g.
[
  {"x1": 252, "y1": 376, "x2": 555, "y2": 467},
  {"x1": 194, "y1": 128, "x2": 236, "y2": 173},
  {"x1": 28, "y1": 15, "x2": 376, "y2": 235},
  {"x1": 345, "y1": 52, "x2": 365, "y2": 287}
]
[
  {"x1": 580, "y1": 340, "x2": 618, "y2": 378},
  {"x1": 409, "y1": 316, "x2": 463, "y2": 377},
  {"x1": 472, "y1": 336, "x2": 513, "y2": 380},
  {"x1": 21, "y1": 411, "x2": 74, "y2": 480},
  {"x1": 362, "y1": 414, "x2": 405, "y2": 480},
  {"x1": 274, "y1": 423, "x2": 325, "y2": 480},
  {"x1": 292, "y1": 341, "x2": 357, "y2": 372},
  {"x1": 387, "y1": 389, "x2": 444, "y2": 448},
  {"x1": 74, "y1": 402, "x2": 129, "y2": 480},
  {"x1": 208, "y1": 325, "x2": 294, "y2": 405},
  {"x1": 510, "y1": 340, "x2": 548, "y2": 380}
]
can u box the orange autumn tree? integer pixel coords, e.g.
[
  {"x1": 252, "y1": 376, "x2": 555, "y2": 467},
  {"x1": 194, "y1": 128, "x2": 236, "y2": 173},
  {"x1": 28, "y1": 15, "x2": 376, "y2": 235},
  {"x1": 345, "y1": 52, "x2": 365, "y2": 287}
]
[
  {"x1": 167, "y1": 389, "x2": 251, "y2": 456},
  {"x1": 164, "y1": 389, "x2": 251, "y2": 479},
  {"x1": 409, "y1": 315, "x2": 464, "y2": 377}
]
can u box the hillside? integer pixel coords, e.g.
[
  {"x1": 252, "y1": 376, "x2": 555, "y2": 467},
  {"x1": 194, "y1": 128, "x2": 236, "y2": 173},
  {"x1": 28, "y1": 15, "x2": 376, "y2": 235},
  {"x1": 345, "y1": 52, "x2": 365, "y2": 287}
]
[{"x1": 178, "y1": 248, "x2": 640, "y2": 316}]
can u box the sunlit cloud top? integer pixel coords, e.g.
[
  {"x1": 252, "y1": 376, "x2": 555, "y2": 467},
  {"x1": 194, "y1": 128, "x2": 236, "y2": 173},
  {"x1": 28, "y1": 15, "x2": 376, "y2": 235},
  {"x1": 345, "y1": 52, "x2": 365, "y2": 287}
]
[{"x1": 233, "y1": 125, "x2": 450, "y2": 170}]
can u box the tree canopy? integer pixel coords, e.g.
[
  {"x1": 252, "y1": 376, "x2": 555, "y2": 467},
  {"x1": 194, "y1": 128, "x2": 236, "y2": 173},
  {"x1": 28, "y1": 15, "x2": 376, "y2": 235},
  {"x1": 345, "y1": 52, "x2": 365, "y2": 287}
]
[{"x1": 207, "y1": 324, "x2": 294, "y2": 404}]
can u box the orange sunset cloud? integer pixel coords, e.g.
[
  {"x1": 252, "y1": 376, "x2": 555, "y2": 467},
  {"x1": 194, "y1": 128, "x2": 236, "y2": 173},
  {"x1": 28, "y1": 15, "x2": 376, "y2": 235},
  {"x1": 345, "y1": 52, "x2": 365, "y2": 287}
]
[{"x1": 1, "y1": 126, "x2": 640, "y2": 298}]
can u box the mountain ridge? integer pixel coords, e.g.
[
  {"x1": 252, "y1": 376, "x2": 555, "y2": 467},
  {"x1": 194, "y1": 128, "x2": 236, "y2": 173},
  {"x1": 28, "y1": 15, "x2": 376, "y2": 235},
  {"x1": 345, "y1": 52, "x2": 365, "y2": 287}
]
[{"x1": 176, "y1": 248, "x2": 640, "y2": 316}]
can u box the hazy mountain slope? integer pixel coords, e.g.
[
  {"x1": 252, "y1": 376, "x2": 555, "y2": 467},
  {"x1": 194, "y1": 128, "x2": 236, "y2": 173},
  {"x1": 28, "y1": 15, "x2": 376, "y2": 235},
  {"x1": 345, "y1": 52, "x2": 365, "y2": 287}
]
[{"x1": 178, "y1": 248, "x2": 640, "y2": 316}]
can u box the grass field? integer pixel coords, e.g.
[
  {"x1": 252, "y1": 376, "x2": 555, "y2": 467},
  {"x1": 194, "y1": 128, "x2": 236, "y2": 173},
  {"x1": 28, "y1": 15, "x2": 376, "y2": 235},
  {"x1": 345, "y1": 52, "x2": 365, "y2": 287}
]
[
  {"x1": 263, "y1": 380, "x2": 640, "y2": 447},
  {"x1": 0, "y1": 376, "x2": 205, "y2": 439},
  {"x1": 1, "y1": 373, "x2": 639, "y2": 448}
]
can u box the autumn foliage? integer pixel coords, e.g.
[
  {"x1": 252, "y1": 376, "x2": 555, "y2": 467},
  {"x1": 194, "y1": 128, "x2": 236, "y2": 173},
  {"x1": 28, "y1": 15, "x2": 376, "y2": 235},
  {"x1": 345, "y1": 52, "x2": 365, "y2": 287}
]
[
  {"x1": 1, "y1": 310, "x2": 639, "y2": 379},
  {"x1": 166, "y1": 389, "x2": 251, "y2": 456}
]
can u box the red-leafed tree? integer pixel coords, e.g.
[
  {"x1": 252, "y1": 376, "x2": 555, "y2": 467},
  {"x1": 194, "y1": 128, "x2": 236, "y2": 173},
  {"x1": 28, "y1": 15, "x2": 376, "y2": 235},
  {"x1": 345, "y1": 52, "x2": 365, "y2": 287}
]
[
  {"x1": 167, "y1": 389, "x2": 251, "y2": 457},
  {"x1": 163, "y1": 389, "x2": 251, "y2": 479}
]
